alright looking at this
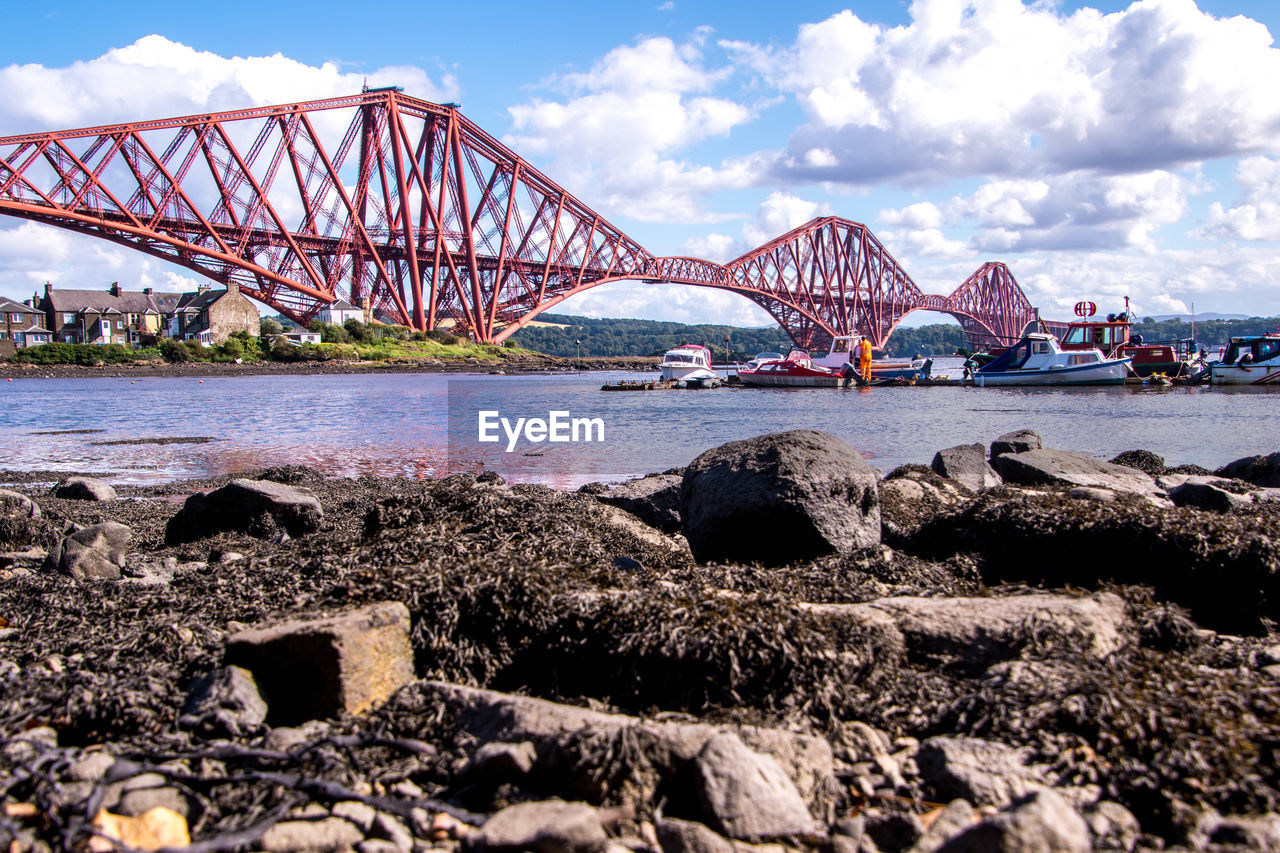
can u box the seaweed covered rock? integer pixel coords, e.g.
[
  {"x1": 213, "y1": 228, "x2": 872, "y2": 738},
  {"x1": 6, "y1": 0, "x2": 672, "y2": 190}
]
[
  {"x1": 917, "y1": 490, "x2": 1280, "y2": 634},
  {"x1": 991, "y1": 449, "x2": 1168, "y2": 505},
  {"x1": 47, "y1": 521, "x2": 131, "y2": 579},
  {"x1": 680, "y1": 430, "x2": 880, "y2": 566},
  {"x1": 594, "y1": 473, "x2": 682, "y2": 533},
  {"x1": 1216, "y1": 451, "x2": 1280, "y2": 487},
  {"x1": 52, "y1": 476, "x2": 117, "y2": 502},
  {"x1": 931, "y1": 444, "x2": 1001, "y2": 493},
  {"x1": 165, "y1": 478, "x2": 322, "y2": 543},
  {"x1": 880, "y1": 466, "x2": 972, "y2": 544},
  {"x1": 1109, "y1": 449, "x2": 1167, "y2": 476},
  {"x1": 0, "y1": 489, "x2": 41, "y2": 550}
]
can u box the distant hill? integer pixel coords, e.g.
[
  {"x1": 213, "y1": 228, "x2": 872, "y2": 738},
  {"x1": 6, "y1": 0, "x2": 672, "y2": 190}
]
[{"x1": 1141, "y1": 312, "x2": 1248, "y2": 322}]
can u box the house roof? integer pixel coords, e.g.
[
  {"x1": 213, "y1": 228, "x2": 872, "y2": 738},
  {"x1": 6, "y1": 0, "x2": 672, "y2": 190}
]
[
  {"x1": 44, "y1": 287, "x2": 185, "y2": 316},
  {"x1": 175, "y1": 289, "x2": 225, "y2": 312},
  {"x1": 0, "y1": 297, "x2": 34, "y2": 313},
  {"x1": 19, "y1": 323, "x2": 53, "y2": 334},
  {"x1": 327, "y1": 299, "x2": 360, "y2": 311}
]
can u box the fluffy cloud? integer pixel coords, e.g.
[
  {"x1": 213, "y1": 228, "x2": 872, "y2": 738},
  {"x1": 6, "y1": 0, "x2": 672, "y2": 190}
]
[
  {"x1": 506, "y1": 36, "x2": 756, "y2": 223},
  {"x1": 678, "y1": 191, "x2": 832, "y2": 261},
  {"x1": 726, "y1": 0, "x2": 1280, "y2": 186},
  {"x1": 1197, "y1": 156, "x2": 1280, "y2": 241},
  {"x1": 0, "y1": 35, "x2": 456, "y2": 134}
]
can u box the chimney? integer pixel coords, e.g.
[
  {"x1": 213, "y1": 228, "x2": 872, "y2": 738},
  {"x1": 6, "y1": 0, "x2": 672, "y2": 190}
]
[
  {"x1": 198, "y1": 284, "x2": 211, "y2": 293},
  {"x1": 226, "y1": 283, "x2": 240, "y2": 294},
  {"x1": 109, "y1": 282, "x2": 121, "y2": 297},
  {"x1": 143, "y1": 288, "x2": 153, "y2": 295},
  {"x1": 362, "y1": 296, "x2": 371, "y2": 324}
]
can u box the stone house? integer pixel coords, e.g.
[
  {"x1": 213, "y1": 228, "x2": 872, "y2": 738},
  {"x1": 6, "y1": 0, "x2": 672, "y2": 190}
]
[
  {"x1": 37, "y1": 282, "x2": 180, "y2": 346},
  {"x1": 0, "y1": 297, "x2": 53, "y2": 357},
  {"x1": 170, "y1": 283, "x2": 261, "y2": 344}
]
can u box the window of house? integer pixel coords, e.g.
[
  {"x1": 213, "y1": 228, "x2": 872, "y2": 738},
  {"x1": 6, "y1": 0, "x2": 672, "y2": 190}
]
[
  {"x1": 116, "y1": 319, "x2": 124, "y2": 329},
  {"x1": 13, "y1": 333, "x2": 23, "y2": 343},
  {"x1": 10, "y1": 313, "x2": 21, "y2": 323},
  {"x1": 63, "y1": 313, "x2": 75, "y2": 325},
  {"x1": 0, "y1": 332, "x2": 7, "y2": 339}
]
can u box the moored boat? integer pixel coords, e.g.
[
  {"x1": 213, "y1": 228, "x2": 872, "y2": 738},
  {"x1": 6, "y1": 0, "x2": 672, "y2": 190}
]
[
  {"x1": 812, "y1": 335, "x2": 933, "y2": 380},
  {"x1": 1058, "y1": 304, "x2": 1197, "y2": 377},
  {"x1": 658, "y1": 344, "x2": 722, "y2": 387},
  {"x1": 1208, "y1": 335, "x2": 1280, "y2": 385},
  {"x1": 972, "y1": 332, "x2": 1131, "y2": 386},
  {"x1": 737, "y1": 350, "x2": 843, "y2": 387}
]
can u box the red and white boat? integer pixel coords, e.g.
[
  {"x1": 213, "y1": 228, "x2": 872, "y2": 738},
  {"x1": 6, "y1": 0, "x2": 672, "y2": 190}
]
[{"x1": 737, "y1": 350, "x2": 844, "y2": 387}]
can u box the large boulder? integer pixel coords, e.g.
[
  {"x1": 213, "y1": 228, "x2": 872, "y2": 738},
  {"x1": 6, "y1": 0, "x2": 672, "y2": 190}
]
[
  {"x1": 47, "y1": 522, "x2": 131, "y2": 579},
  {"x1": 880, "y1": 467, "x2": 973, "y2": 544},
  {"x1": 990, "y1": 430, "x2": 1042, "y2": 459},
  {"x1": 695, "y1": 732, "x2": 818, "y2": 841},
  {"x1": 594, "y1": 473, "x2": 682, "y2": 533},
  {"x1": 932, "y1": 444, "x2": 1002, "y2": 492},
  {"x1": 179, "y1": 665, "x2": 268, "y2": 737},
  {"x1": 165, "y1": 478, "x2": 322, "y2": 543},
  {"x1": 0, "y1": 489, "x2": 41, "y2": 550},
  {"x1": 1215, "y1": 452, "x2": 1280, "y2": 487},
  {"x1": 992, "y1": 449, "x2": 1168, "y2": 505},
  {"x1": 915, "y1": 737, "x2": 1050, "y2": 809},
  {"x1": 465, "y1": 800, "x2": 607, "y2": 853},
  {"x1": 680, "y1": 430, "x2": 880, "y2": 565},
  {"x1": 225, "y1": 601, "x2": 414, "y2": 725},
  {"x1": 52, "y1": 476, "x2": 116, "y2": 502}
]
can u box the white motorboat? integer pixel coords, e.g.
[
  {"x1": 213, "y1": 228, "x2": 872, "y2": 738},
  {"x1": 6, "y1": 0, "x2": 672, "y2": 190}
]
[
  {"x1": 658, "y1": 344, "x2": 721, "y2": 387},
  {"x1": 1209, "y1": 335, "x2": 1280, "y2": 385},
  {"x1": 972, "y1": 332, "x2": 1131, "y2": 386}
]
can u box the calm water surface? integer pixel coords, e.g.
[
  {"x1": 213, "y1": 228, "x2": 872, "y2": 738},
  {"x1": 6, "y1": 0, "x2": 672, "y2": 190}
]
[{"x1": 2, "y1": 368, "x2": 1275, "y2": 488}]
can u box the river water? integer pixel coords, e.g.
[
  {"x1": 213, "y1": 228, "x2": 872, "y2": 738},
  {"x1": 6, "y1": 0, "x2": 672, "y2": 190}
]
[{"x1": 2, "y1": 367, "x2": 1275, "y2": 488}]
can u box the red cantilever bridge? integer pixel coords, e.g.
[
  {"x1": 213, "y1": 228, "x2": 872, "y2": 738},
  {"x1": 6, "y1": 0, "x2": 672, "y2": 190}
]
[{"x1": 0, "y1": 89, "x2": 1037, "y2": 349}]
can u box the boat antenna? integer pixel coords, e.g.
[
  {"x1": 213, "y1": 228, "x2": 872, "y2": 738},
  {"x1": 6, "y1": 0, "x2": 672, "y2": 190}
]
[{"x1": 1191, "y1": 301, "x2": 1196, "y2": 345}]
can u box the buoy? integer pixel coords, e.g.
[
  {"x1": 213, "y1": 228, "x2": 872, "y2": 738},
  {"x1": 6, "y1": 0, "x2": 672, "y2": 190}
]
[{"x1": 198, "y1": 380, "x2": 204, "y2": 384}]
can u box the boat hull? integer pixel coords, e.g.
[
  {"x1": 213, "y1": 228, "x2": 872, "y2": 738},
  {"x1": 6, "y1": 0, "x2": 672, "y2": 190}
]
[
  {"x1": 738, "y1": 371, "x2": 842, "y2": 388},
  {"x1": 1209, "y1": 363, "x2": 1280, "y2": 385},
  {"x1": 974, "y1": 359, "x2": 1131, "y2": 386}
]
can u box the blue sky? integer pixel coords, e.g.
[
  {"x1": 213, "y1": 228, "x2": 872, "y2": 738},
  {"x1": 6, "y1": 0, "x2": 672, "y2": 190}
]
[{"x1": 2, "y1": 0, "x2": 1278, "y2": 327}]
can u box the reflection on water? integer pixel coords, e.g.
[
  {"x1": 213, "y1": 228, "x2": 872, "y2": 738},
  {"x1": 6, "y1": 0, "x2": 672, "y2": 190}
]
[{"x1": 1, "y1": 370, "x2": 1276, "y2": 488}]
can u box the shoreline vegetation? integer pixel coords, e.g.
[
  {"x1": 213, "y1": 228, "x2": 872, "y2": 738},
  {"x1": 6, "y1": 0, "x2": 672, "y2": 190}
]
[{"x1": 3, "y1": 430, "x2": 1280, "y2": 851}]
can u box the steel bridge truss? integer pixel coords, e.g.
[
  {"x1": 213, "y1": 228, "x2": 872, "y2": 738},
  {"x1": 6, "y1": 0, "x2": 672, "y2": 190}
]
[{"x1": 0, "y1": 91, "x2": 1037, "y2": 348}]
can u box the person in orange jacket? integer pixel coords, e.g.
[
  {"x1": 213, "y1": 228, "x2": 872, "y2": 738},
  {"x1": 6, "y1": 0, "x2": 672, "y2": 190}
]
[{"x1": 858, "y1": 336, "x2": 874, "y2": 382}]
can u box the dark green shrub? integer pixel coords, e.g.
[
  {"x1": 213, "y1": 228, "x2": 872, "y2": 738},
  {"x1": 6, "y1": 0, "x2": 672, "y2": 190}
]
[{"x1": 159, "y1": 339, "x2": 190, "y2": 363}]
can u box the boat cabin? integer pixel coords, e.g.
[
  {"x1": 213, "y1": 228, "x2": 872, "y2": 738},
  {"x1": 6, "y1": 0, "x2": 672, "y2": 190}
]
[
  {"x1": 1223, "y1": 335, "x2": 1280, "y2": 365},
  {"x1": 1060, "y1": 312, "x2": 1196, "y2": 376},
  {"x1": 982, "y1": 333, "x2": 1103, "y2": 372}
]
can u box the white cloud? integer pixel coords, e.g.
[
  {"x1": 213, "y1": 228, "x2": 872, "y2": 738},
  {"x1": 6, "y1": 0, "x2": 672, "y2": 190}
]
[
  {"x1": 880, "y1": 227, "x2": 971, "y2": 260},
  {"x1": 725, "y1": 1, "x2": 1280, "y2": 185},
  {"x1": 878, "y1": 201, "x2": 943, "y2": 229},
  {"x1": 0, "y1": 35, "x2": 457, "y2": 134},
  {"x1": 950, "y1": 170, "x2": 1187, "y2": 251},
  {"x1": 555, "y1": 280, "x2": 774, "y2": 326},
  {"x1": 1196, "y1": 156, "x2": 1280, "y2": 241},
  {"x1": 506, "y1": 36, "x2": 756, "y2": 223}
]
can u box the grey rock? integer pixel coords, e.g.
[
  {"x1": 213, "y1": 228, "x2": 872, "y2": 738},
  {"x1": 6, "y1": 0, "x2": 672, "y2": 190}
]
[
  {"x1": 596, "y1": 473, "x2": 682, "y2": 533},
  {"x1": 654, "y1": 818, "x2": 736, "y2": 853},
  {"x1": 260, "y1": 816, "x2": 365, "y2": 853},
  {"x1": 880, "y1": 469, "x2": 972, "y2": 543},
  {"x1": 991, "y1": 449, "x2": 1168, "y2": 504},
  {"x1": 166, "y1": 478, "x2": 323, "y2": 543},
  {"x1": 1067, "y1": 486, "x2": 1119, "y2": 503},
  {"x1": 680, "y1": 430, "x2": 881, "y2": 565},
  {"x1": 914, "y1": 737, "x2": 1048, "y2": 809},
  {"x1": 695, "y1": 732, "x2": 818, "y2": 841},
  {"x1": 180, "y1": 665, "x2": 268, "y2": 736},
  {"x1": 332, "y1": 801, "x2": 377, "y2": 832},
  {"x1": 1, "y1": 726, "x2": 56, "y2": 763},
  {"x1": 370, "y1": 812, "x2": 414, "y2": 853},
  {"x1": 116, "y1": 774, "x2": 192, "y2": 819},
  {"x1": 931, "y1": 444, "x2": 1002, "y2": 492},
  {"x1": 1084, "y1": 801, "x2": 1140, "y2": 852},
  {"x1": 990, "y1": 430, "x2": 1042, "y2": 459},
  {"x1": 937, "y1": 790, "x2": 1090, "y2": 853},
  {"x1": 67, "y1": 751, "x2": 116, "y2": 783},
  {"x1": 908, "y1": 800, "x2": 977, "y2": 853},
  {"x1": 467, "y1": 800, "x2": 608, "y2": 853},
  {"x1": 262, "y1": 720, "x2": 332, "y2": 753},
  {"x1": 866, "y1": 811, "x2": 923, "y2": 851},
  {"x1": 800, "y1": 591, "x2": 1126, "y2": 667},
  {"x1": 48, "y1": 521, "x2": 131, "y2": 579},
  {"x1": 52, "y1": 476, "x2": 116, "y2": 501},
  {"x1": 226, "y1": 601, "x2": 414, "y2": 725},
  {"x1": 1215, "y1": 451, "x2": 1280, "y2": 487},
  {"x1": 468, "y1": 741, "x2": 537, "y2": 779},
  {"x1": 1196, "y1": 812, "x2": 1280, "y2": 850},
  {"x1": 1166, "y1": 478, "x2": 1253, "y2": 512}
]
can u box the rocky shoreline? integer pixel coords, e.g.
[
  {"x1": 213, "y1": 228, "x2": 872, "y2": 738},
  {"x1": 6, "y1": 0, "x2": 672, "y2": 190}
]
[
  {"x1": 3, "y1": 431, "x2": 1280, "y2": 852},
  {"x1": 0, "y1": 354, "x2": 659, "y2": 380}
]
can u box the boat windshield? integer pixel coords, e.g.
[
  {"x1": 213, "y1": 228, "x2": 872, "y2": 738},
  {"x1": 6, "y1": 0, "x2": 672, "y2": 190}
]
[{"x1": 664, "y1": 353, "x2": 700, "y2": 364}]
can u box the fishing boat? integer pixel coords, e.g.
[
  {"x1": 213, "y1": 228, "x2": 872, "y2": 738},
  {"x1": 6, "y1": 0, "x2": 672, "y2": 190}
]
[
  {"x1": 1058, "y1": 309, "x2": 1197, "y2": 377},
  {"x1": 658, "y1": 344, "x2": 721, "y2": 387},
  {"x1": 737, "y1": 350, "x2": 843, "y2": 387},
  {"x1": 1208, "y1": 335, "x2": 1280, "y2": 385},
  {"x1": 972, "y1": 332, "x2": 1131, "y2": 386},
  {"x1": 812, "y1": 335, "x2": 934, "y2": 380}
]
